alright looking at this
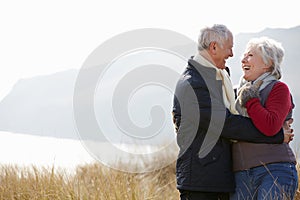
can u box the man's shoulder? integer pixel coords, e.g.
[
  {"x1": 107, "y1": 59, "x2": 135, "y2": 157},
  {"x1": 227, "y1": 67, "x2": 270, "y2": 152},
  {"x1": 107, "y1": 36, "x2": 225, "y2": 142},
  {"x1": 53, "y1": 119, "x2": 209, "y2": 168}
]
[
  {"x1": 188, "y1": 59, "x2": 218, "y2": 82},
  {"x1": 177, "y1": 69, "x2": 206, "y2": 89}
]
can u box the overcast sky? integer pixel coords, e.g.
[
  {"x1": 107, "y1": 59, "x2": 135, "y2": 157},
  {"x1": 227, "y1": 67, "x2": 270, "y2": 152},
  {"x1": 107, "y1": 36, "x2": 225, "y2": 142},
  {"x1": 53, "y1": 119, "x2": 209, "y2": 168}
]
[{"x1": 0, "y1": 0, "x2": 299, "y2": 100}]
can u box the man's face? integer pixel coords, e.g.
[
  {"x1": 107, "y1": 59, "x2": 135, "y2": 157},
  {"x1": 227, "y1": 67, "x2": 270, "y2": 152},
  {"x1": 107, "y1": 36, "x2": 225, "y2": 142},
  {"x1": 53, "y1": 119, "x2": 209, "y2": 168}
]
[{"x1": 213, "y1": 34, "x2": 234, "y2": 69}]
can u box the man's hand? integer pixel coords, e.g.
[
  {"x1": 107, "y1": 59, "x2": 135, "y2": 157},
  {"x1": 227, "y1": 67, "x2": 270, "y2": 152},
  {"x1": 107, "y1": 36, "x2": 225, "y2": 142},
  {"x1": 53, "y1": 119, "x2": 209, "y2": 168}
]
[
  {"x1": 239, "y1": 80, "x2": 263, "y2": 107},
  {"x1": 283, "y1": 118, "x2": 294, "y2": 144}
]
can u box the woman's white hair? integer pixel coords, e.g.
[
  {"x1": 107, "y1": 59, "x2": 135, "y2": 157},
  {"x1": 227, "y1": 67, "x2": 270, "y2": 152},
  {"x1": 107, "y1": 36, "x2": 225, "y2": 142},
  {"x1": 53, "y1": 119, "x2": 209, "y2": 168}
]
[
  {"x1": 246, "y1": 36, "x2": 284, "y2": 79},
  {"x1": 198, "y1": 24, "x2": 232, "y2": 51}
]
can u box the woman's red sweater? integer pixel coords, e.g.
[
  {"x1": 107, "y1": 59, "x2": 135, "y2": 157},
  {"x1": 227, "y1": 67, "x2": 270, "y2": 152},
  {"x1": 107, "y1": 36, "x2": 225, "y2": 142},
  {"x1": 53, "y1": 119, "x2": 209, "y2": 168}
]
[{"x1": 245, "y1": 82, "x2": 293, "y2": 136}]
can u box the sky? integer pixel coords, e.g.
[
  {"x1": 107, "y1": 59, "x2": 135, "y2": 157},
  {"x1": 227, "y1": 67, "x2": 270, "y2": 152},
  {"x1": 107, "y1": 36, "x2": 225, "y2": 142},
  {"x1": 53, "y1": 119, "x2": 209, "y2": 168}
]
[{"x1": 0, "y1": 0, "x2": 299, "y2": 100}]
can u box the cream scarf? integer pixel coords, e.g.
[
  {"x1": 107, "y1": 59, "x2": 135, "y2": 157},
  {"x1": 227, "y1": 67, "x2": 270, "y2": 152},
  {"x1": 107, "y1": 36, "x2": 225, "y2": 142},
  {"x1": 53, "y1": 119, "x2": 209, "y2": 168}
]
[{"x1": 193, "y1": 54, "x2": 238, "y2": 114}]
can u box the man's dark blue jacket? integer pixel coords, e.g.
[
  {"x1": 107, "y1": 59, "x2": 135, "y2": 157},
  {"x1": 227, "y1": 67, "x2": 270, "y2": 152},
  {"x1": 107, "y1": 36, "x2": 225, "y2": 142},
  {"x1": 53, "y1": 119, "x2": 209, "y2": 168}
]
[{"x1": 172, "y1": 58, "x2": 284, "y2": 192}]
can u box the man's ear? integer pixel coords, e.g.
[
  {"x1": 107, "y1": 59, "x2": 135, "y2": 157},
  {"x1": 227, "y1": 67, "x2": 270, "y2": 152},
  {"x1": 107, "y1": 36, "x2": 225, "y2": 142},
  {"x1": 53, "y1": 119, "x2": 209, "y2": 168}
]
[{"x1": 209, "y1": 42, "x2": 217, "y2": 54}]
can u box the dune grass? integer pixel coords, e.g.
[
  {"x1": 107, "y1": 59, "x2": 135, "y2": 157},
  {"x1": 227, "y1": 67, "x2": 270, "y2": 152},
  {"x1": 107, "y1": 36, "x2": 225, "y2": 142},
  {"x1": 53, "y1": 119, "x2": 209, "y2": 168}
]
[
  {"x1": 0, "y1": 162, "x2": 179, "y2": 200},
  {"x1": 0, "y1": 162, "x2": 299, "y2": 200}
]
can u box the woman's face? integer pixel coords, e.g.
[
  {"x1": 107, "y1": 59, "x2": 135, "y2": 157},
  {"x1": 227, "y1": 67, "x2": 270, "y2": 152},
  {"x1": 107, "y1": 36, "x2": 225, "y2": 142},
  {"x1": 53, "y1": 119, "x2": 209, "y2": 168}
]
[{"x1": 241, "y1": 47, "x2": 270, "y2": 81}]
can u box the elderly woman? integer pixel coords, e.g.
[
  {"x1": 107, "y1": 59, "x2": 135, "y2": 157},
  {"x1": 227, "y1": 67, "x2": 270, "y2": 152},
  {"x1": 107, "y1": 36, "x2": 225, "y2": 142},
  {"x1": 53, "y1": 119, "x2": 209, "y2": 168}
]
[{"x1": 231, "y1": 37, "x2": 298, "y2": 200}]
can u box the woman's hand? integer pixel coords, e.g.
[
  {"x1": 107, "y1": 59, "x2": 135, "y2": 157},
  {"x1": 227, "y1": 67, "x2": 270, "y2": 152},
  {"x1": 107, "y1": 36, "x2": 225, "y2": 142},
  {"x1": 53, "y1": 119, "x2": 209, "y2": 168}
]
[{"x1": 239, "y1": 80, "x2": 263, "y2": 107}]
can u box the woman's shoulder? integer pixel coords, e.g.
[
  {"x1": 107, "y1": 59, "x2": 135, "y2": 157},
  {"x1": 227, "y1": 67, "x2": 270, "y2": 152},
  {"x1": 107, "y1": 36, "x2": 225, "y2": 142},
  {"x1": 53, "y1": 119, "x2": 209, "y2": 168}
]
[
  {"x1": 269, "y1": 81, "x2": 291, "y2": 96},
  {"x1": 273, "y1": 81, "x2": 290, "y2": 91}
]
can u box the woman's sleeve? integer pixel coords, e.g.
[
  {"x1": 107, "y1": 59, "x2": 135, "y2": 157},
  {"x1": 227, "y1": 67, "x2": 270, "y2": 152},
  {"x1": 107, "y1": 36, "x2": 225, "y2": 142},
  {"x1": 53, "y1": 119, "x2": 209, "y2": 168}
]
[{"x1": 245, "y1": 82, "x2": 292, "y2": 136}]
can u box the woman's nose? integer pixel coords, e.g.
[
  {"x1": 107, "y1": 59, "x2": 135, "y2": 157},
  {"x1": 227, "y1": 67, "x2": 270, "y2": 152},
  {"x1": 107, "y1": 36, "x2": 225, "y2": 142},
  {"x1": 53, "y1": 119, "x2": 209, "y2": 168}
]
[{"x1": 241, "y1": 56, "x2": 247, "y2": 63}]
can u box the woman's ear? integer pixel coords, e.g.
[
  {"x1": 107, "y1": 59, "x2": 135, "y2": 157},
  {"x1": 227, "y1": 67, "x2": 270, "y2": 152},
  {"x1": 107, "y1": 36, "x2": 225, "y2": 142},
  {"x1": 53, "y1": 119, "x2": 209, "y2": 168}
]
[{"x1": 263, "y1": 62, "x2": 272, "y2": 72}]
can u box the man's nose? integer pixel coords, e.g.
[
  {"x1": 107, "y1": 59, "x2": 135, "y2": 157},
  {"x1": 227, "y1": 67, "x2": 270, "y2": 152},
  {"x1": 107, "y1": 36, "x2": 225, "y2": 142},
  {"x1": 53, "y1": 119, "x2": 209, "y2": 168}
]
[{"x1": 229, "y1": 49, "x2": 233, "y2": 57}]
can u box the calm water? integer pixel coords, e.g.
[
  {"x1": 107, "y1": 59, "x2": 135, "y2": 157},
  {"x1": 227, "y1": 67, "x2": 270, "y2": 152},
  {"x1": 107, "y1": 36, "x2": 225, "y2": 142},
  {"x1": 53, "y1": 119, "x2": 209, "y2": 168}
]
[
  {"x1": 0, "y1": 131, "x2": 95, "y2": 172},
  {"x1": 0, "y1": 131, "x2": 179, "y2": 173},
  {"x1": 1, "y1": 131, "x2": 298, "y2": 173}
]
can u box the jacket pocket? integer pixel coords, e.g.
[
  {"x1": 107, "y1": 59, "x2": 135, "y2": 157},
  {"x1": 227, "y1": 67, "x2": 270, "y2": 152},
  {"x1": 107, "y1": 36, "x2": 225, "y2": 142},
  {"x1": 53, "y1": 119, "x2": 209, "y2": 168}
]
[{"x1": 196, "y1": 145, "x2": 222, "y2": 167}]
